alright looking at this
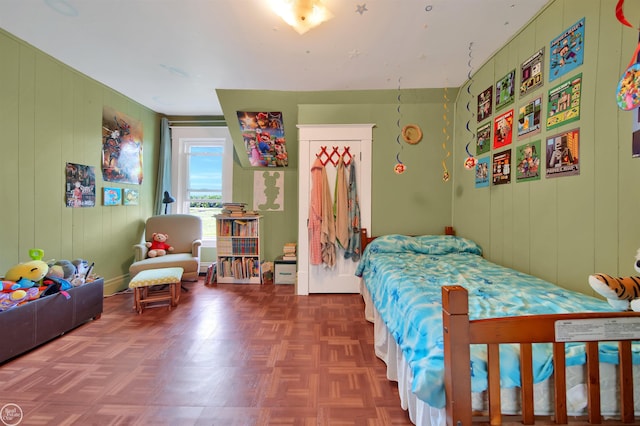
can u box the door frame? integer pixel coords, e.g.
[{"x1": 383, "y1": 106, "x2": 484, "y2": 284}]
[{"x1": 296, "y1": 124, "x2": 374, "y2": 295}]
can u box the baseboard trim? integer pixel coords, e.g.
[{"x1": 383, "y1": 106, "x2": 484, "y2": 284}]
[{"x1": 103, "y1": 274, "x2": 130, "y2": 296}]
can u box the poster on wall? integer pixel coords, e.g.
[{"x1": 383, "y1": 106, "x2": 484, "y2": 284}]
[
  {"x1": 493, "y1": 109, "x2": 514, "y2": 149},
  {"x1": 476, "y1": 121, "x2": 491, "y2": 155},
  {"x1": 520, "y1": 48, "x2": 544, "y2": 96},
  {"x1": 101, "y1": 106, "x2": 143, "y2": 184},
  {"x1": 475, "y1": 156, "x2": 490, "y2": 188},
  {"x1": 253, "y1": 170, "x2": 284, "y2": 211},
  {"x1": 65, "y1": 162, "x2": 96, "y2": 208},
  {"x1": 549, "y1": 18, "x2": 585, "y2": 82},
  {"x1": 103, "y1": 187, "x2": 122, "y2": 206},
  {"x1": 547, "y1": 73, "x2": 582, "y2": 130},
  {"x1": 492, "y1": 149, "x2": 512, "y2": 185},
  {"x1": 237, "y1": 111, "x2": 288, "y2": 167},
  {"x1": 477, "y1": 86, "x2": 493, "y2": 122},
  {"x1": 546, "y1": 128, "x2": 580, "y2": 178},
  {"x1": 517, "y1": 96, "x2": 542, "y2": 138},
  {"x1": 515, "y1": 140, "x2": 541, "y2": 182},
  {"x1": 495, "y1": 69, "x2": 516, "y2": 111}
]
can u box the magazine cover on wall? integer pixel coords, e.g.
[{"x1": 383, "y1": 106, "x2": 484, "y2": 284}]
[
  {"x1": 477, "y1": 86, "x2": 493, "y2": 122},
  {"x1": 492, "y1": 149, "x2": 511, "y2": 185},
  {"x1": 493, "y1": 109, "x2": 513, "y2": 149},
  {"x1": 517, "y1": 96, "x2": 542, "y2": 138},
  {"x1": 495, "y1": 69, "x2": 516, "y2": 111},
  {"x1": 520, "y1": 48, "x2": 544, "y2": 96},
  {"x1": 475, "y1": 156, "x2": 490, "y2": 188},
  {"x1": 547, "y1": 73, "x2": 582, "y2": 130},
  {"x1": 476, "y1": 121, "x2": 491, "y2": 155},
  {"x1": 65, "y1": 162, "x2": 96, "y2": 208},
  {"x1": 101, "y1": 106, "x2": 143, "y2": 184},
  {"x1": 549, "y1": 18, "x2": 585, "y2": 82},
  {"x1": 515, "y1": 140, "x2": 541, "y2": 182},
  {"x1": 546, "y1": 128, "x2": 580, "y2": 178},
  {"x1": 237, "y1": 111, "x2": 287, "y2": 167}
]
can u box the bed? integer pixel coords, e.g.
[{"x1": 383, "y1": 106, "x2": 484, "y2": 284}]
[{"x1": 355, "y1": 230, "x2": 640, "y2": 425}]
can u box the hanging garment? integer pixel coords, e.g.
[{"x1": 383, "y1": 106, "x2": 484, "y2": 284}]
[
  {"x1": 334, "y1": 157, "x2": 349, "y2": 249},
  {"x1": 308, "y1": 157, "x2": 324, "y2": 265},
  {"x1": 345, "y1": 160, "x2": 361, "y2": 261},
  {"x1": 320, "y1": 160, "x2": 336, "y2": 268}
]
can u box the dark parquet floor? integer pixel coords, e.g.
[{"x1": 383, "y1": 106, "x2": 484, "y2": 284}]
[{"x1": 0, "y1": 279, "x2": 412, "y2": 425}]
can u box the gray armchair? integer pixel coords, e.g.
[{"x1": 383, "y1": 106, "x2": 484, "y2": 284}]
[{"x1": 129, "y1": 214, "x2": 203, "y2": 282}]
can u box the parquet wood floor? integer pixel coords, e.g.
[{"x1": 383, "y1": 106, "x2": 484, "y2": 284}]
[{"x1": 0, "y1": 279, "x2": 412, "y2": 425}]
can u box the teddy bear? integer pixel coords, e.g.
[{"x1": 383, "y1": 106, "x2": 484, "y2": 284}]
[
  {"x1": 588, "y1": 249, "x2": 640, "y2": 312},
  {"x1": 146, "y1": 232, "x2": 174, "y2": 258}
]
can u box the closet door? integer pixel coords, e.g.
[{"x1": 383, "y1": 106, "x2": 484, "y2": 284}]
[{"x1": 297, "y1": 124, "x2": 373, "y2": 294}]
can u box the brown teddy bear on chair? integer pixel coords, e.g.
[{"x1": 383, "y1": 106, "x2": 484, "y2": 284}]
[{"x1": 146, "y1": 232, "x2": 174, "y2": 258}]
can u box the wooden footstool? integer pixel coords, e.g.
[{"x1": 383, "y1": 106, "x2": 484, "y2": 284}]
[{"x1": 128, "y1": 267, "x2": 183, "y2": 314}]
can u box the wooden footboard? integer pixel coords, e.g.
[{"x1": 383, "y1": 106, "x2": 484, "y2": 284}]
[{"x1": 442, "y1": 285, "x2": 640, "y2": 425}]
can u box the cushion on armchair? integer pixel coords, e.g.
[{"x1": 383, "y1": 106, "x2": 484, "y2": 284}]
[{"x1": 129, "y1": 214, "x2": 202, "y2": 282}]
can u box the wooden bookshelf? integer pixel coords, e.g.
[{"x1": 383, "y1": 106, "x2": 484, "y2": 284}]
[{"x1": 216, "y1": 214, "x2": 262, "y2": 284}]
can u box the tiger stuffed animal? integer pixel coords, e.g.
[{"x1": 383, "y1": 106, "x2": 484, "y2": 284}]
[{"x1": 588, "y1": 249, "x2": 640, "y2": 312}]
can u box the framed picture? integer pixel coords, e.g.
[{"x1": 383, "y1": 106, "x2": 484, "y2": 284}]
[
  {"x1": 549, "y1": 18, "x2": 585, "y2": 82},
  {"x1": 547, "y1": 73, "x2": 582, "y2": 130},
  {"x1": 492, "y1": 149, "x2": 512, "y2": 185},
  {"x1": 520, "y1": 48, "x2": 544, "y2": 96},
  {"x1": 493, "y1": 109, "x2": 514, "y2": 149},
  {"x1": 103, "y1": 187, "x2": 122, "y2": 206},
  {"x1": 476, "y1": 122, "x2": 491, "y2": 155},
  {"x1": 123, "y1": 188, "x2": 139, "y2": 205},
  {"x1": 515, "y1": 140, "x2": 541, "y2": 182},
  {"x1": 495, "y1": 70, "x2": 516, "y2": 111},
  {"x1": 546, "y1": 128, "x2": 580, "y2": 178},
  {"x1": 477, "y1": 86, "x2": 493, "y2": 122},
  {"x1": 517, "y1": 96, "x2": 542, "y2": 138}
]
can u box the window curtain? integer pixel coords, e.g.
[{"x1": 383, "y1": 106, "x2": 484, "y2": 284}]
[{"x1": 154, "y1": 117, "x2": 172, "y2": 215}]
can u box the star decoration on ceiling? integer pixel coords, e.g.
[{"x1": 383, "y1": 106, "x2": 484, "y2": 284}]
[
  {"x1": 356, "y1": 4, "x2": 368, "y2": 15},
  {"x1": 348, "y1": 49, "x2": 361, "y2": 58}
]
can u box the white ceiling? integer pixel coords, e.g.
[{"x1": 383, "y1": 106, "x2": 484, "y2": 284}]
[{"x1": 0, "y1": 0, "x2": 550, "y2": 116}]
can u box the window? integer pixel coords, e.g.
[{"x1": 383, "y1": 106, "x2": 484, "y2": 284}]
[{"x1": 171, "y1": 126, "x2": 233, "y2": 247}]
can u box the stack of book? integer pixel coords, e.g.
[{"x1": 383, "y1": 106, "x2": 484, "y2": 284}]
[
  {"x1": 222, "y1": 202, "x2": 247, "y2": 217},
  {"x1": 282, "y1": 242, "x2": 297, "y2": 261}
]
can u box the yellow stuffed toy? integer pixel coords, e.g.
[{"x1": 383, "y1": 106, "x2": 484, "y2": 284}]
[
  {"x1": 588, "y1": 249, "x2": 640, "y2": 312},
  {"x1": 4, "y1": 260, "x2": 49, "y2": 289}
]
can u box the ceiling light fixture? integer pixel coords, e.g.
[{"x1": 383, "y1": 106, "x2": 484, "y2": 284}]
[{"x1": 268, "y1": 0, "x2": 333, "y2": 35}]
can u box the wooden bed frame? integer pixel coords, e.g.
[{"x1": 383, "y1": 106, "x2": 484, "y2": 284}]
[{"x1": 359, "y1": 228, "x2": 640, "y2": 425}]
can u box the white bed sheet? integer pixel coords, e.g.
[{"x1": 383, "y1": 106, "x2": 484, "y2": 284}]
[{"x1": 360, "y1": 281, "x2": 640, "y2": 425}]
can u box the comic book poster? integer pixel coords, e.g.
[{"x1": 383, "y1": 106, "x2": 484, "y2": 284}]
[
  {"x1": 516, "y1": 140, "x2": 541, "y2": 182},
  {"x1": 493, "y1": 109, "x2": 514, "y2": 149},
  {"x1": 495, "y1": 69, "x2": 516, "y2": 111},
  {"x1": 65, "y1": 162, "x2": 96, "y2": 208},
  {"x1": 237, "y1": 111, "x2": 287, "y2": 167},
  {"x1": 547, "y1": 73, "x2": 582, "y2": 130},
  {"x1": 549, "y1": 18, "x2": 585, "y2": 82},
  {"x1": 477, "y1": 86, "x2": 493, "y2": 122},
  {"x1": 476, "y1": 121, "x2": 491, "y2": 155},
  {"x1": 546, "y1": 128, "x2": 580, "y2": 178},
  {"x1": 475, "y1": 156, "x2": 490, "y2": 188},
  {"x1": 520, "y1": 48, "x2": 544, "y2": 96},
  {"x1": 517, "y1": 96, "x2": 542, "y2": 138},
  {"x1": 101, "y1": 106, "x2": 143, "y2": 184},
  {"x1": 492, "y1": 149, "x2": 511, "y2": 185}
]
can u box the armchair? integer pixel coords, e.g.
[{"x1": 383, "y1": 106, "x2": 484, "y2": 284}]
[{"x1": 129, "y1": 214, "x2": 203, "y2": 282}]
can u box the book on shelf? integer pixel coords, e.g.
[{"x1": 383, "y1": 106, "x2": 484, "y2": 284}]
[{"x1": 281, "y1": 255, "x2": 297, "y2": 261}]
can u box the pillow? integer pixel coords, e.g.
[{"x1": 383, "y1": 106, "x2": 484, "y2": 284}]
[{"x1": 365, "y1": 234, "x2": 482, "y2": 256}]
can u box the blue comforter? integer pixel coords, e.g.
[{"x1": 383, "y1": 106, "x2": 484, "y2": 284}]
[{"x1": 355, "y1": 234, "x2": 639, "y2": 409}]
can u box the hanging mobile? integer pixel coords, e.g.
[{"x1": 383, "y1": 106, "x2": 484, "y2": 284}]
[
  {"x1": 394, "y1": 153, "x2": 406, "y2": 174},
  {"x1": 615, "y1": 0, "x2": 640, "y2": 110},
  {"x1": 463, "y1": 143, "x2": 477, "y2": 169}
]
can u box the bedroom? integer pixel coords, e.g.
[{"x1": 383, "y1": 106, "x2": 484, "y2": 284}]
[{"x1": 1, "y1": 0, "x2": 640, "y2": 423}]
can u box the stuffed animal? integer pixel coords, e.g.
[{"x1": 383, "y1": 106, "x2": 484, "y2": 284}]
[
  {"x1": 588, "y1": 249, "x2": 640, "y2": 312},
  {"x1": 146, "y1": 233, "x2": 174, "y2": 258},
  {"x1": 4, "y1": 260, "x2": 49, "y2": 289}
]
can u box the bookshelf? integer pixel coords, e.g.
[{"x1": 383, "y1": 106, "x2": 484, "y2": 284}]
[{"x1": 216, "y1": 214, "x2": 262, "y2": 284}]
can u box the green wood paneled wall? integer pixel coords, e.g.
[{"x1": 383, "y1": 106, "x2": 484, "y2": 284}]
[
  {"x1": 0, "y1": 29, "x2": 160, "y2": 294},
  {"x1": 452, "y1": 0, "x2": 640, "y2": 295}
]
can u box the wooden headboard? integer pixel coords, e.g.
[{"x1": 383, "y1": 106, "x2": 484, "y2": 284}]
[{"x1": 360, "y1": 226, "x2": 456, "y2": 253}]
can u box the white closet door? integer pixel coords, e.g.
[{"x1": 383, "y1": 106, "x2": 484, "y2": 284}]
[{"x1": 297, "y1": 124, "x2": 373, "y2": 295}]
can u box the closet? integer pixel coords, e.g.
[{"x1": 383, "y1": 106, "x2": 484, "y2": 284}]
[{"x1": 297, "y1": 124, "x2": 373, "y2": 295}]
